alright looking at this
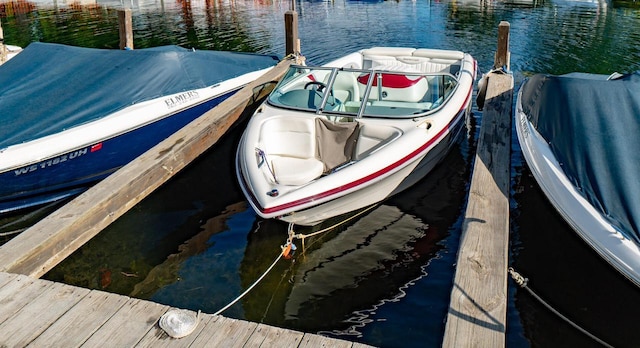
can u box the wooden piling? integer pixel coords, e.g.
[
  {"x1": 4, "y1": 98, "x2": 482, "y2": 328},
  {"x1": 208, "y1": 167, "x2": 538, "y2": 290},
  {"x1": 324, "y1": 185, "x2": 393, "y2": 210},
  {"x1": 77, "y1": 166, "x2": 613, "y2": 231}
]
[
  {"x1": 284, "y1": 0, "x2": 299, "y2": 57},
  {"x1": 0, "y1": 59, "x2": 292, "y2": 278},
  {"x1": 494, "y1": 21, "x2": 510, "y2": 70},
  {"x1": 118, "y1": 8, "x2": 134, "y2": 50},
  {"x1": 442, "y1": 22, "x2": 513, "y2": 347},
  {"x1": 0, "y1": 18, "x2": 7, "y2": 63}
]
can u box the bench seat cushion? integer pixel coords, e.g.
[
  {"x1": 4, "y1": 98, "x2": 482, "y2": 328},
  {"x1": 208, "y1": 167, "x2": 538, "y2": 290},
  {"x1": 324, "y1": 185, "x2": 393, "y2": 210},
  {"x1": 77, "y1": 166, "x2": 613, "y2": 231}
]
[{"x1": 270, "y1": 156, "x2": 324, "y2": 186}]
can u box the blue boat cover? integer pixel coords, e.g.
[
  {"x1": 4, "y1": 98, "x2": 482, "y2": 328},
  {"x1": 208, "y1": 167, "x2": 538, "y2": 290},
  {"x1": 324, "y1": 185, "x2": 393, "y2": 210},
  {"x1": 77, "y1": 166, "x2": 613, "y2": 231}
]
[
  {"x1": 520, "y1": 71, "x2": 640, "y2": 244},
  {"x1": 0, "y1": 42, "x2": 279, "y2": 149}
]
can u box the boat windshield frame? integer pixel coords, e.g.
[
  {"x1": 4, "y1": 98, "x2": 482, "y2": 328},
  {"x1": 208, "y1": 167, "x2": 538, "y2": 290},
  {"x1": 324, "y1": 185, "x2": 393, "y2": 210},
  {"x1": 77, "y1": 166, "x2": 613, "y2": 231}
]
[{"x1": 267, "y1": 65, "x2": 460, "y2": 119}]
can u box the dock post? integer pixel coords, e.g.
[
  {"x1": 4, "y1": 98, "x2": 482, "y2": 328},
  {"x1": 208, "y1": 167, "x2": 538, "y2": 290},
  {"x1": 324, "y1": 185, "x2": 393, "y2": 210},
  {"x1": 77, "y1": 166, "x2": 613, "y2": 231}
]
[
  {"x1": 118, "y1": 8, "x2": 134, "y2": 50},
  {"x1": 284, "y1": 0, "x2": 299, "y2": 57},
  {"x1": 442, "y1": 21, "x2": 513, "y2": 348},
  {"x1": 494, "y1": 21, "x2": 510, "y2": 70},
  {"x1": 0, "y1": 18, "x2": 7, "y2": 63}
]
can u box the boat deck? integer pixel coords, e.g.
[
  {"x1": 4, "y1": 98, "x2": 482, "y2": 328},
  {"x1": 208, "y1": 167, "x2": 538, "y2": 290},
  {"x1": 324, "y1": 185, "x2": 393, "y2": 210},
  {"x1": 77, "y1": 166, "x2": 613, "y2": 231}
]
[{"x1": 0, "y1": 272, "x2": 372, "y2": 347}]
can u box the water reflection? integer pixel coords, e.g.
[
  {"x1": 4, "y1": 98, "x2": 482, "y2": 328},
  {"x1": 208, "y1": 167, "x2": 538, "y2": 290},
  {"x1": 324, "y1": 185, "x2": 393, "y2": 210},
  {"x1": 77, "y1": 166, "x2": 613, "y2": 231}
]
[
  {"x1": 4, "y1": 0, "x2": 640, "y2": 75},
  {"x1": 240, "y1": 205, "x2": 432, "y2": 331}
]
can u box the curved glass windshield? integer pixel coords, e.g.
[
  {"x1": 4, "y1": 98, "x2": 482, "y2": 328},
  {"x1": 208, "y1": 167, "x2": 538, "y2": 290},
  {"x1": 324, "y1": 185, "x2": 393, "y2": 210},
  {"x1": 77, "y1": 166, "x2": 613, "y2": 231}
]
[{"x1": 268, "y1": 65, "x2": 459, "y2": 118}]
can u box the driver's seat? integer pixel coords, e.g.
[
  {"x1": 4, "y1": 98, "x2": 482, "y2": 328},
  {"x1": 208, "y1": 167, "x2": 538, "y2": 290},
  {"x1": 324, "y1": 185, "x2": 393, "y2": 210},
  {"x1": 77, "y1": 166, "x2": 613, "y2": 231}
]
[{"x1": 330, "y1": 71, "x2": 360, "y2": 103}]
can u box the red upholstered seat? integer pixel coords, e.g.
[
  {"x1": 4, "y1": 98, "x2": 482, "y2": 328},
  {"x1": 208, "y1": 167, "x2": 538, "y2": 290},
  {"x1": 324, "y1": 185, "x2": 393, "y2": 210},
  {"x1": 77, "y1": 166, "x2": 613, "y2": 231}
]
[{"x1": 357, "y1": 73, "x2": 424, "y2": 88}]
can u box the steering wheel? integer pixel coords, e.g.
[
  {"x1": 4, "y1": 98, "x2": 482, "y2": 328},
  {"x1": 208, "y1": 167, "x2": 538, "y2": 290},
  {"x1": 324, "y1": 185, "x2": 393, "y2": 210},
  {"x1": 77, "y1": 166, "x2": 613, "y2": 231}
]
[{"x1": 304, "y1": 81, "x2": 327, "y2": 92}]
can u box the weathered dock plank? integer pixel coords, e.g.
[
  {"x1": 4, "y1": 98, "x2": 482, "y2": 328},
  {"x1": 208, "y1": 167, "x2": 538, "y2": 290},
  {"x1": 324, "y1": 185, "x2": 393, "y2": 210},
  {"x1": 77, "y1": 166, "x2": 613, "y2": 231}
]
[
  {"x1": 300, "y1": 334, "x2": 354, "y2": 348},
  {"x1": 29, "y1": 291, "x2": 128, "y2": 347},
  {"x1": 188, "y1": 315, "x2": 258, "y2": 347},
  {"x1": 0, "y1": 281, "x2": 88, "y2": 346},
  {"x1": 0, "y1": 272, "x2": 372, "y2": 347},
  {"x1": 82, "y1": 298, "x2": 170, "y2": 347},
  {"x1": 245, "y1": 323, "x2": 305, "y2": 347},
  {"x1": 0, "y1": 59, "x2": 292, "y2": 279},
  {"x1": 442, "y1": 21, "x2": 513, "y2": 347},
  {"x1": 0, "y1": 273, "x2": 52, "y2": 326},
  {"x1": 0, "y1": 269, "x2": 17, "y2": 288}
]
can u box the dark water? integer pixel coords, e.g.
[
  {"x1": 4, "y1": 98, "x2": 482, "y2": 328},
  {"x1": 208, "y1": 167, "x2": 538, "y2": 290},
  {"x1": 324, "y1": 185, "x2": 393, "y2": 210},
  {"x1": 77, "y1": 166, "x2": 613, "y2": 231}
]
[{"x1": 3, "y1": 0, "x2": 640, "y2": 347}]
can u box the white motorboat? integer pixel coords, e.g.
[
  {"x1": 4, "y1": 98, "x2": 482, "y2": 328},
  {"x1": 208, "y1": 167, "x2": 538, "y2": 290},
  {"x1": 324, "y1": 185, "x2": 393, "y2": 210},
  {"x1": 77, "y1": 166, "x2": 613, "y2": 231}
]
[
  {"x1": 515, "y1": 71, "x2": 640, "y2": 287},
  {"x1": 236, "y1": 47, "x2": 476, "y2": 226}
]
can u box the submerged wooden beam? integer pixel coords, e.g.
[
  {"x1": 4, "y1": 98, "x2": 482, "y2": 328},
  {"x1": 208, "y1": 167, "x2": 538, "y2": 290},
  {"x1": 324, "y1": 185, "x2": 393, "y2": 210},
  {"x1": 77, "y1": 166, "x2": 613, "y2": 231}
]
[
  {"x1": 442, "y1": 22, "x2": 513, "y2": 347},
  {"x1": 0, "y1": 59, "x2": 292, "y2": 278}
]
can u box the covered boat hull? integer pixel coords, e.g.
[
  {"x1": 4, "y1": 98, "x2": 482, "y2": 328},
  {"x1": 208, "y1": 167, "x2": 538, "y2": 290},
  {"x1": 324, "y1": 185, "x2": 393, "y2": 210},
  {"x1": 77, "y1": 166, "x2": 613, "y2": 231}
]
[
  {"x1": 515, "y1": 72, "x2": 640, "y2": 287},
  {"x1": 0, "y1": 42, "x2": 279, "y2": 214},
  {"x1": 0, "y1": 92, "x2": 233, "y2": 213}
]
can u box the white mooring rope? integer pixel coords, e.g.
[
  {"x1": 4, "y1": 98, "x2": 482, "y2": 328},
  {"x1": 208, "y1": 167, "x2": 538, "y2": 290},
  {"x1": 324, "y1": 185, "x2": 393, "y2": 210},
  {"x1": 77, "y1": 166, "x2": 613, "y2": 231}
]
[
  {"x1": 200, "y1": 205, "x2": 378, "y2": 328},
  {"x1": 212, "y1": 249, "x2": 285, "y2": 317},
  {"x1": 508, "y1": 267, "x2": 614, "y2": 348}
]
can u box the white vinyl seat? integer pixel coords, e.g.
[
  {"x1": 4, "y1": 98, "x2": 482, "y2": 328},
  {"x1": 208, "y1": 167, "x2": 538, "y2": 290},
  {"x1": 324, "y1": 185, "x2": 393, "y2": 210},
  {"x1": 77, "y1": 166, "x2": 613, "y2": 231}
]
[
  {"x1": 269, "y1": 157, "x2": 324, "y2": 186},
  {"x1": 259, "y1": 117, "x2": 325, "y2": 186},
  {"x1": 328, "y1": 71, "x2": 360, "y2": 103}
]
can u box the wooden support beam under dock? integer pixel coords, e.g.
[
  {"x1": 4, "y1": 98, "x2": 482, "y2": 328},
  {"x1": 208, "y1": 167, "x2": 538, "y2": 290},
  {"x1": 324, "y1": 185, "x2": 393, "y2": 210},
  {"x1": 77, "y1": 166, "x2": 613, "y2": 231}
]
[
  {"x1": 0, "y1": 59, "x2": 292, "y2": 278},
  {"x1": 442, "y1": 21, "x2": 514, "y2": 347},
  {"x1": 0, "y1": 271, "x2": 372, "y2": 347}
]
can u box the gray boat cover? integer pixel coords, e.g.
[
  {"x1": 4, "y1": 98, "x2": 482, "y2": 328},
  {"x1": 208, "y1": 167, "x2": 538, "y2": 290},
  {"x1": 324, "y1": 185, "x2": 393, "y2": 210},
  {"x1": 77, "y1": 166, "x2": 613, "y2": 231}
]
[
  {"x1": 520, "y1": 72, "x2": 640, "y2": 243},
  {"x1": 0, "y1": 42, "x2": 279, "y2": 149}
]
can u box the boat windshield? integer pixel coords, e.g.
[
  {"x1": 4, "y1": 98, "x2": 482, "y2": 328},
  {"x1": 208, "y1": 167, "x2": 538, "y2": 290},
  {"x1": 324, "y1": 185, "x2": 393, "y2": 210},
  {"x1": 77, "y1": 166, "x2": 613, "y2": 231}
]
[{"x1": 267, "y1": 65, "x2": 459, "y2": 118}]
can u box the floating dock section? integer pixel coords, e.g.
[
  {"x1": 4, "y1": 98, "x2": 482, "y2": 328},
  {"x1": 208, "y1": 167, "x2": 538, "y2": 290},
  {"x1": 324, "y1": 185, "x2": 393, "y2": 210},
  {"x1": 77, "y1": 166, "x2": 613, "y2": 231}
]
[{"x1": 442, "y1": 21, "x2": 514, "y2": 347}]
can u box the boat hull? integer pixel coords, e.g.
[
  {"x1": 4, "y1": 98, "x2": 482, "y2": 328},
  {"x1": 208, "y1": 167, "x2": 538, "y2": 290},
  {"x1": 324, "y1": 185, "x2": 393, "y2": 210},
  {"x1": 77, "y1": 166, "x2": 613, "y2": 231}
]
[
  {"x1": 0, "y1": 91, "x2": 234, "y2": 214},
  {"x1": 274, "y1": 108, "x2": 468, "y2": 225}
]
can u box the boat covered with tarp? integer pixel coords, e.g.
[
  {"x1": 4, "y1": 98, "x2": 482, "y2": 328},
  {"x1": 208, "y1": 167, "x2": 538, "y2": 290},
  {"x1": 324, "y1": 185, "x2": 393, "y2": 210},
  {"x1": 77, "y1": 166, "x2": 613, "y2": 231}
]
[
  {"x1": 516, "y1": 71, "x2": 640, "y2": 286},
  {"x1": 0, "y1": 42, "x2": 279, "y2": 214}
]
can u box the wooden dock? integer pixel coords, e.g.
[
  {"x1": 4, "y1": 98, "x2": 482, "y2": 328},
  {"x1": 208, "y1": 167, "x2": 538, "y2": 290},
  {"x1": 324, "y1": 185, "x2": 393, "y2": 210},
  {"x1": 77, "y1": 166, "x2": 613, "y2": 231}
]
[
  {"x1": 0, "y1": 272, "x2": 371, "y2": 347},
  {"x1": 0, "y1": 11, "x2": 514, "y2": 345},
  {"x1": 442, "y1": 21, "x2": 514, "y2": 347},
  {"x1": 0, "y1": 9, "x2": 370, "y2": 347}
]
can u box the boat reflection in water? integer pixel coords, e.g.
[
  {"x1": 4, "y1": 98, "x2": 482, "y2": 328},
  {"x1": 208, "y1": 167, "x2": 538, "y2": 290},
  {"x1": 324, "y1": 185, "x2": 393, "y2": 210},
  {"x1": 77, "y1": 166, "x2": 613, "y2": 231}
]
[{"x1": 238, "y1": 134, "x2": 472, "y2": 336}]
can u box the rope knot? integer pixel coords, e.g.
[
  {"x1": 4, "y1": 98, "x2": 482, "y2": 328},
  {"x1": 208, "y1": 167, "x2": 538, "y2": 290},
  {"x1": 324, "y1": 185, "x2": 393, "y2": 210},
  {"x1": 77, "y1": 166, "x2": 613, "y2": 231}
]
[{"x1": 508, "y1": 267, "x2": 528, "y2": 287}]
